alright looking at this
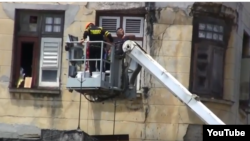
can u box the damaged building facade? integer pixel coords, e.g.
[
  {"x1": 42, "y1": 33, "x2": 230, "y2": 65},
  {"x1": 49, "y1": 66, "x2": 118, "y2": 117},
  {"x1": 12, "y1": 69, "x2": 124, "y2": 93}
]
[{"x1": 0, "y1": 2, "x2": 249, "y2": 141}]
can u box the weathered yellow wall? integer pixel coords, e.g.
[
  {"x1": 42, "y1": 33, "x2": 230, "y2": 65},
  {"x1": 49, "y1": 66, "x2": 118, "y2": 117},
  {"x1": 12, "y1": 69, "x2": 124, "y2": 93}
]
[{"x1": 0, "y1": 2, "x2": 248, "y2": 141}]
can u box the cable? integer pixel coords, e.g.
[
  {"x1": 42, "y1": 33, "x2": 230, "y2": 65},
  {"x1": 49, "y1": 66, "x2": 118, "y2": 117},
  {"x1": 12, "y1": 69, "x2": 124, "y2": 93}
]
[
  {"x1": 83, "y1": 92, "x2": 120, "y2": 102},
  {"x1": 77, "y1": 61, "x2": 84, "y2": 130},
  {"x1": 77, "y1": 93, "x2": 82, "y2": 130},
  {"x1": 113, "y1": 100, "x2": 117, "y2": 135}
]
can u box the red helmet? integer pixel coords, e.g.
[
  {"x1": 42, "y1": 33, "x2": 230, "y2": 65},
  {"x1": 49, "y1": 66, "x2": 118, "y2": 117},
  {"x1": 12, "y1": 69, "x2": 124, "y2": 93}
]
[{"x1": 85, "y1": 22, "x2": 94, "y2": 29}]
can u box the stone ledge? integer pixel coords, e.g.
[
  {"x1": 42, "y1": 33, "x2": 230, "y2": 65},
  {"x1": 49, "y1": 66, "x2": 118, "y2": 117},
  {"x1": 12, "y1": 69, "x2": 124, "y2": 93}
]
[
  {"x1": 9, "y1": 88, "x2": 60, "y2": 95},
  {"x1": 0, "y1": 123, "x2": 41, "y2": 138},
  {"x1": 200, "y1": 97, "x2": 234, "y2": 106}
]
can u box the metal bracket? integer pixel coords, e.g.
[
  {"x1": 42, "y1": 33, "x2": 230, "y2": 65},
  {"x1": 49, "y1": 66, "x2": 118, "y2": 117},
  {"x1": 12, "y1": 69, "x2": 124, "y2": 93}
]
[{"x1": 192, "y1": 94, "x2": 200, "y2": 101}]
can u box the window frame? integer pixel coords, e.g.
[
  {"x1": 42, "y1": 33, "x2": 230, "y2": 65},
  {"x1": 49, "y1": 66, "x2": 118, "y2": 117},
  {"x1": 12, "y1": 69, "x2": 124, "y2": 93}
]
[
  {"x1": 9, "y1": 9, "x2": 64, "y2": 93},
  {"x1": 190, "y1": 16, "x2": 228, "y2": 98},
  {"x1": 42, "y1": 14, "x2": 64, "y2": 36}
]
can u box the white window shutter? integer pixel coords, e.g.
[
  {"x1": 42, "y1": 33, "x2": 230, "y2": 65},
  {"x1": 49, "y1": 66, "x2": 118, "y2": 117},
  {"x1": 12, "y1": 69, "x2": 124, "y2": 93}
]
[
  {"x1": 42, "y1": 42, "x2": 59, "y2": 68},
  {"x1": 99, "y1": 16, "x2": 120, "y2": 36},
  {"x1": 123, "y1": 17, "x2": 144, "y2": 37},
  {"x1": 39, "y1": 37, "x2": 62, "y2": 87}
]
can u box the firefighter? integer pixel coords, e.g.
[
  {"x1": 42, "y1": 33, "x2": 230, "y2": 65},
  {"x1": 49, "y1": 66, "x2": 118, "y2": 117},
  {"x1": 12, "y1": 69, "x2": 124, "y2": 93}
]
[{"x1": 80, "y1": 22, "x2": 114, "y2": 76}]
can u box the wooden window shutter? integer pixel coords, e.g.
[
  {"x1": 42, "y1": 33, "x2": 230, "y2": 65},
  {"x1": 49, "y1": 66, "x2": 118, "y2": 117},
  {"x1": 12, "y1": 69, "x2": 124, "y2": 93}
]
[
  {"x1": 192, "y1": 43, "x2": 225, "y2": 97},
  {"x1": 210, "y1": 45, "x2": 224, "y2": 95},
  {"x1": 192, "y1": 43, "x2": 212, "y2": 94}
]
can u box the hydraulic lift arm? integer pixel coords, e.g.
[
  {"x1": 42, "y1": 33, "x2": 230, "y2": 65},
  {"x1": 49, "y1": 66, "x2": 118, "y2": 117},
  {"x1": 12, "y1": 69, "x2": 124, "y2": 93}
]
[{"x1": 122, "y1": 40, "x2": 225, "y2": 125}]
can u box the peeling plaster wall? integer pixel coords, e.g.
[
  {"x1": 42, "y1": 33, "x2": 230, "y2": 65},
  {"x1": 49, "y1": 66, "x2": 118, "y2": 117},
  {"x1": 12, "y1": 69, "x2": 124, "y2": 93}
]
[
  {"x1": 144, "y1": 2, "x2": 248, "y2": 141},
  {"x1": 144, "y1": 3, "x2": 197, "y2": 141},
  {"x1": 0, "y1": 2, "x2": 249, "y2": 141}
]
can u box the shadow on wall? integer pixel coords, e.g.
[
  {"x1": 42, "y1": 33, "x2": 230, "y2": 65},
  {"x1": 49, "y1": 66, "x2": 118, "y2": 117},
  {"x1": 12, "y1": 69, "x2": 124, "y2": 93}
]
[
  {"x1": 10, "y1": 93, "x2": 63, "y2": 127},
  {"x1": 0, "y1": 81, "x2": 64, "y2": 128},
  {"x1": 88, "y1": 96, "x2": 144, "y2": 135},
  {"x1": 183, "y1": 124, "x2": 203, "y2": 141},
  {"x1": 0, "y1": 75, "x2": 10, "y2": 83}
]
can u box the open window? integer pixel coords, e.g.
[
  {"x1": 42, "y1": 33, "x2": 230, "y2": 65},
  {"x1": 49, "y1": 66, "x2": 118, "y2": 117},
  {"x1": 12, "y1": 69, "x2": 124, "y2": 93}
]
[
  {"x1": 190, "y1": 17, "x2": 228, "y2": 98},
  {"x1": 10, "y1": 10, "x2": 64, "y2": 94},
  {"x1": 14, "y1": 37, "x2": 39, "y2": 89}
]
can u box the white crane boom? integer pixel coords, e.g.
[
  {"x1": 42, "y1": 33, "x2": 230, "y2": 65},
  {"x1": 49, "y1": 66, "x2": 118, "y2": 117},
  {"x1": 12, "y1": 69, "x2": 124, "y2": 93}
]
[{"x1": 122, "y1": 40, "x2": 225, "y2": 125}]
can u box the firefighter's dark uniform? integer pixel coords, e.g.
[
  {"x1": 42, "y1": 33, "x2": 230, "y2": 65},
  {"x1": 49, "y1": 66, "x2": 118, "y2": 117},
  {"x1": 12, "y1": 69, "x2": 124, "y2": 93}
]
[{"x1": 83, "y1": 25, "x2": 113, "y2": 76}]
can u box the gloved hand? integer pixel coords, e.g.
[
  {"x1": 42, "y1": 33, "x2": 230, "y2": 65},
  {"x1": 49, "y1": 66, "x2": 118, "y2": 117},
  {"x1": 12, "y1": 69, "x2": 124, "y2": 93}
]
[
  {"x1": 107, "y1": 48, "x2": 111, "y2": 60},
  {"x1": 65, "y1": 45, "x2": 70, "y2": 51},
  {"x1": 79, "y1": 39, "x2": 85, "y2": 43}
]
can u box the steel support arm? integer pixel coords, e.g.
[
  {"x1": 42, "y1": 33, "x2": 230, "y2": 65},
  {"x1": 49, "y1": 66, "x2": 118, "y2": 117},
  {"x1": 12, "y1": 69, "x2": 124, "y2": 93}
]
[{"x1": 122, "y1": 40, "x2": 225, "y2": 125}]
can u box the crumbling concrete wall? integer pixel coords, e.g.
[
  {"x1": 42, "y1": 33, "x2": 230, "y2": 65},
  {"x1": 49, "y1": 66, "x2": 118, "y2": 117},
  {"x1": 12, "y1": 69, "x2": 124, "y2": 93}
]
[{"x1": 0, "y1": 2, "x2": 249, "y2": 141}]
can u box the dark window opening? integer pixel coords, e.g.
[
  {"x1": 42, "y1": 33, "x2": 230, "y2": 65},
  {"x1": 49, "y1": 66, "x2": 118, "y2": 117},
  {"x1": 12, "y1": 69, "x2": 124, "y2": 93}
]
[
  {"x1": 210, "y1": 46, "x2": 224, "y2": 94},
  {"x1": 242, "y1": 32, "x2": 250, "y2": 58},
  {"x1": 239, "y1": 32, "x2": 250, "y2": 112},
  {"x1": 20, "y1": 42, "x2": 34, "y2": 78}
]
